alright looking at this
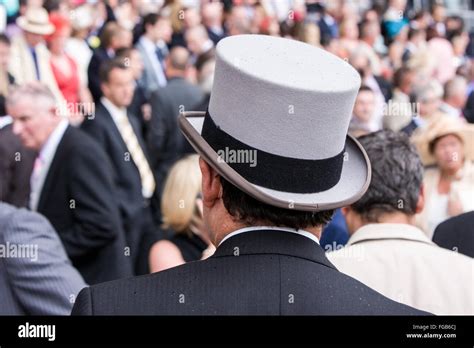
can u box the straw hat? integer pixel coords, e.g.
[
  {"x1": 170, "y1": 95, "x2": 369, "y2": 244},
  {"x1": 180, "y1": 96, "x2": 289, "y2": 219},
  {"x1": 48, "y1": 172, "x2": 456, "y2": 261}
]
[
  {"x1": 16, "y1": 7, "x2": 54, "y2": 36},
  {"x1": 413, "y1": 116, "x2": 474, "y2": 166}
]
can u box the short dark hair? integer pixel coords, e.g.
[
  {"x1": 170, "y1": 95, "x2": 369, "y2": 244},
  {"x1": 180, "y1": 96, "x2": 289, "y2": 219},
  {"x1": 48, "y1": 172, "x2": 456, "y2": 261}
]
[
  {"x1": 100, "y1": 22, "x2": 123, "y2": 49},
  {"x1": 220, "y1": 178, "x2": 334, "y2": 230},
  {"x1": 351, "y1": 131, "x2": 423, "y2": 221},
  {"x1": 393, "y1": 66, "x2": 413, "y2": 89},
  {"x1": 99, "y1": 58, "x2": 128, "y2": 84},
  {"x1": 143, "y1": 13, "x2": 160, "y2": 31},
  {"x1": 115, "y1": 47, "x2": 134, "y2": 59},
  {"x1": 359, "y1": 85, "x2": 373, "y2": 94},
  {"x1": 408, "y1": 27, "x2": 423, "y2": 40},
  {"x1": 0, "y1": 34, "x2": 10, "y2": 46}
]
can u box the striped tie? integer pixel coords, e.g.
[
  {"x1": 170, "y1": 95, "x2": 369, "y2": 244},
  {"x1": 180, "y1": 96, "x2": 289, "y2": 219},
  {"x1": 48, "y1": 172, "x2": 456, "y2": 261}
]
[{"x1": 115, "y1": 112, "x2": 156, "y2": 198}]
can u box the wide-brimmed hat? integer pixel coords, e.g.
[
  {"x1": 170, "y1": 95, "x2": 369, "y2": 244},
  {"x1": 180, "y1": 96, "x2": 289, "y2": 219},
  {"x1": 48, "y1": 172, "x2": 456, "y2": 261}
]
[
  {"x1": 413, "y1": 116, "x2": 474, "y2": 166},
  {"x1": 179, "y1": 35, "x2": 371, "y2": 212},
  {"x1": 16, "y1": 7, "x2": 54, "y2": 36}
]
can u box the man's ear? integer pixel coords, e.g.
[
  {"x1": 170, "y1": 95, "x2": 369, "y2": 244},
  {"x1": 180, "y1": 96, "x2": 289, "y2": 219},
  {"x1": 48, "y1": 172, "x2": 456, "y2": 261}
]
[
  {"x1": 199, "y1": 157, "x2": 221, "y2": 208},
  {"x1": 341, "y1": 206, "x2": 357, "y2": 235},
  {"x1": 415, "y1": 184, "x2": 425, "y2": 214},
  {"x1": 100, "y1": 83, "x2": 107, "y2": 95},
  {"x1": 341, "y1": 206, "x2": 350, "y2": 217}
]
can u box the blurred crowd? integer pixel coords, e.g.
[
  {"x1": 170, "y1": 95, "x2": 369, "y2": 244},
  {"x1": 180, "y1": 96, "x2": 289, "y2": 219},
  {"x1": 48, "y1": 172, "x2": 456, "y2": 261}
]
[{"x1": 0, "y1": 0, "x2": 473, "y2": 316}]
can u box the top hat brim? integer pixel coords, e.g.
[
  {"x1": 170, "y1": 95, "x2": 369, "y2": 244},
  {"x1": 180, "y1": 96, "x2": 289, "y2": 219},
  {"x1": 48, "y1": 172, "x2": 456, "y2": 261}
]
[
  {"x1": 17, "y1": 17, "x2": 55, "y2": 35},
  {"x1": 179, "y1": 112, "x2": 371, "y2": 212}
]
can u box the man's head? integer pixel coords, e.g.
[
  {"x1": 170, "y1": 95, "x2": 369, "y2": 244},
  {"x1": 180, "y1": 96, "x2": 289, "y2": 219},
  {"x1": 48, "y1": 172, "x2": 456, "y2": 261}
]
[
  {"x1": 413, "y1": 80, "x2": 442, "y2": 117},
  {"x1": 201, "y1": 2, "x2": 223, "y2": 28},
  {"x1": 185, "y1": 25, "x2": 210, "y2": 56},
  {"x1": 115, "y1": 47, "x2": 144, "y2": 80},
  {"x1": 393, "y1": 66, "x2": 415, "y2": 95},
  {"x1": 353, "y1": 85, "x2": 375, "y2": 123},
  {"x1": 100, "y1": 22, "x2": 132, "y2": 51},
  {"x1": 443, "y1": 76, "x2": 468, "y2": 109},
  {"x1": 23, "y1": 30, "x2": 44, "y2": 47},
  {"x1": 349, "y1": 49, "x2": 371, "y2": 79},
  {"x1": 199, "y1": 158, "x2": 334, "y2": 246},
  {"x1": 226, "y1": 5, "x2": 251, "y2": 36},
  {"x1": 17, "y1": 6, "x2": 53, "y2": 47},
  {"x1": 7, "y1": 82, "x2": 60, "y2": 150},
  {"x1": 165, "y1": 46, "x2": 190, "y2": 78},
  {"x1": 183, "y1": 7, "x2": 202, "y2": 29},
  {"x1": 143, "y1": 13, "x2": 172, "y2": 44},
  {"x1": 360, "y1": 19, "x2": 380, "y2": 45},
  {"x1": 407, "y1": 27, "x2": 426, "y2": 45},
  {"x1": 100, "y1": 59, "x2": 135, "y2": 108},
  {"x1": 343, "y1": 131, "x2": 424, "y2": 233}
]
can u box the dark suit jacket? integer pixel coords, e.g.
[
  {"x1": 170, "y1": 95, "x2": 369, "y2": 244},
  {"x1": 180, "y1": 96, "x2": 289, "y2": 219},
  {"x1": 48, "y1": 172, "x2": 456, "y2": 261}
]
[
  {"x1": 81, "y1": 104, "x2": 160, "y2": 273},
  {"x1": 148, "y1": 77, "x2": 204, "y2": 196},
  {"x1": 374, "y1": 75, "x2": 393, "y2": 102},
  {"x1": 433, "y1": 212, "x2": 474, "y2": 258},
  {"x1": 87, "y1": 47, "x2": 112, "y2": 103},
  {"x1": 463, "y1": 90, "x2": 474, "y2": 124},
  {"x1": 206, "y1": 27, "x2": 225, "y2": 45},
  {"x1": 400, "y1": 119, "x2": 419, "y2": 137},
  {"x1": 72, "y1": 230, "x2": 428, "y2": 315},
  {"x1": 0, "y1": 124, "x2": 35, "y2": 207},
  {"x1": 37, "y1": 125, "x2": 132, "y2": 284}
]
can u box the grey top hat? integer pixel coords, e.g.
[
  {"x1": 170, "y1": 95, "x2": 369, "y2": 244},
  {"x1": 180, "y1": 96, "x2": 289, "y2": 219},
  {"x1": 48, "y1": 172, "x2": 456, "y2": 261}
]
[{"x1": 179, "y1": 34, "x2": 371, "y2": 211}]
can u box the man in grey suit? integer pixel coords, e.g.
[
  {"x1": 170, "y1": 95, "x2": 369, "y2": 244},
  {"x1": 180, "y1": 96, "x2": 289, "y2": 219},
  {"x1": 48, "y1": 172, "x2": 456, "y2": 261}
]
[
  {"x1": 0, "y1": 202, "x2": 86, "y2": 315},
  {"x1": 147, "y1": 46, "x2": 204, "y2": 197},
  {"x1": 135, "y1": 13, "x2": 172, "y2": 99}
]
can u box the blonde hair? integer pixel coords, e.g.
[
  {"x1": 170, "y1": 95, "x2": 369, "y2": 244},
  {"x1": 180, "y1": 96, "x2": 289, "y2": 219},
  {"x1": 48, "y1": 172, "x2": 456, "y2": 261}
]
[{"x1": 161, "y1": 154, "x2": 202, "y2": 234}]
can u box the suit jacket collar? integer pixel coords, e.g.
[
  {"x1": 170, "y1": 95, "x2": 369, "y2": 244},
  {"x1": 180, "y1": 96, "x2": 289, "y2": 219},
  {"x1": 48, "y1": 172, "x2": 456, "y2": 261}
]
[
  {"x1": 96, "y1": 102, "x2": 146, "y2": 153},
  {"x1": 347, "y1": 223, "x2": 435, "y2": 247},
  {"x1": 37, "y1": 125, "x2": 72, "y2": 211},
  {"x1": 212, "y1": 229, "x2": 336, "y2": 270}
]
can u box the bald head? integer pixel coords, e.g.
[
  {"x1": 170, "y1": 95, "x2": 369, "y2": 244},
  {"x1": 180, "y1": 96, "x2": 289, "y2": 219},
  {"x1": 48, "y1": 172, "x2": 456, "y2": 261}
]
[
  {"x1": 165, "y1": 47, "x2": 190, "y2": 78},
  {"x1": 169, "y1": 47, "x2": 190, "y2": 70}
]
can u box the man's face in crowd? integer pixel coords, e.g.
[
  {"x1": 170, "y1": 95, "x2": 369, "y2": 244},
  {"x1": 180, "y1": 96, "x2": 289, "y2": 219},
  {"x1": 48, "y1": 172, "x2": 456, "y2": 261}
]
[
  {"x1": 112, "y1": 30, "x2": 133, "y2": 50},
  {"x1": 419, "y1": 92, "x2": 440, "y2": 117},
  {"x1": 101, "y1": 67, "x2": 135, "y2": 108},
  {"x1": 151, "y1": 18, "x2": 172, "y2": 43},
  {"x1": 24, "y1": 31, "x2": 44, "y2": 47},
  {"x1": 353, "y1": 90, "x2": 375, "y2": 123},
  {"x1": 9, "y1": 99, "x2": 58, "y2": 151}
]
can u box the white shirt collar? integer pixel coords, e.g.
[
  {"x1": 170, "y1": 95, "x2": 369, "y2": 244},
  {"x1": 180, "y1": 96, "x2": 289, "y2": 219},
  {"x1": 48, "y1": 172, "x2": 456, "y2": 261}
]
[
  {"x1": 219, "y1": 226, "x2": 320, "y2": 247},
  {"x1": 0, "y1": 115, "x2": 12, "y2": 129},
  {"x1": 101, "y1": 97, "x2": 127, "y2": 123},
  {"x1": 139, "y1": 36, "x2": 156, "y2": 51},
  {"x1": 39, "y1": 119, "x2": 69, "y2": 164},
  {"x1": 29, "y1": 118, "x2": 69, "y2": 211}
]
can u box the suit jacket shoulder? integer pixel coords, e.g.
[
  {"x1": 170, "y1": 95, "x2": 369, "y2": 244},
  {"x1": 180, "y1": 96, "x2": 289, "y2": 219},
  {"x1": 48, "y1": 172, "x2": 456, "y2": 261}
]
[
  {"x1": 433, "y1": 212, "x2": 474, "y2": 258},
  {"x1": 0, "y1": 202, "x2": 86, "y2": 315},
  {"x1": 72, "y1": 230, "x2": 427, "y2": 315}
]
